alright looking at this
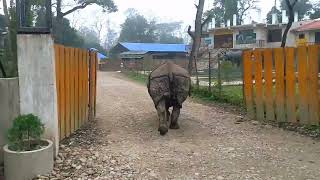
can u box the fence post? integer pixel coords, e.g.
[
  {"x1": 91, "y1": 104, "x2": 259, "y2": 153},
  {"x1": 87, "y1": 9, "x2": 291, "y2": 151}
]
[
  {"x1": 88, "y1": 50, "x2": 94, "y2": 121},
  {"x1": 208, "y1": 52, "x2": 212, "y2": 92},
  {"x1": 194, "y1": 56, "x2": 200, "y2": 89},
  {"x1": 217, "y1": 55, "x2": 222, "y2": 96}
]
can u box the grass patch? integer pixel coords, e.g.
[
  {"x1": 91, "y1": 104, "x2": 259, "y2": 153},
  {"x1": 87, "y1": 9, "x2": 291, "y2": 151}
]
[
  {"x1": 191, "y1": 85, "x2": 244, "y2": 107},
  {"x1": 124, "y1": 71, "x2": 148, "y2": 84},
  {"x1": 124, "y1": 71, "x2": 244, "y2": 108}
]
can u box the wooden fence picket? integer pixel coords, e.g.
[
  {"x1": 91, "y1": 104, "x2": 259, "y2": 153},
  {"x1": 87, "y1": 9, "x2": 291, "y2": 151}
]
[
  {"x1": 54, "y1": 45, "x2": 97, "y2": 140},
  {"x1": 263, "y1": 49, "x2": 275, "y2": 121},
  {"x1": 243, "y1": 46, "x2": 319, "y2": 126}
]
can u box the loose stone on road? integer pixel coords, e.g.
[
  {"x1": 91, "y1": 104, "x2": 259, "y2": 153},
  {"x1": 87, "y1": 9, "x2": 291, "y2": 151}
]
[{"x1": 39, "y1": 72, "x2": 320, "y2": 179}]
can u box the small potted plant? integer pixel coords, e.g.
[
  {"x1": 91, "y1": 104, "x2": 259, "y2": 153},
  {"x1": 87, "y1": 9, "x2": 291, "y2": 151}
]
[{"x1": 3, "y1": 114, "x2": 53, "y2": 180}]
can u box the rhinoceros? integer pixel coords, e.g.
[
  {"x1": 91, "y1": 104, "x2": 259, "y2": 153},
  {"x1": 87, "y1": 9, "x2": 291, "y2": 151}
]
[{"x1": 147, "y1": 61, "x2": 191, "y2": 135}]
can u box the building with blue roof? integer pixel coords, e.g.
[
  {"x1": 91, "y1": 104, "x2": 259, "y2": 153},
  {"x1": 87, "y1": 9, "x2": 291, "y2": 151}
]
[
  {"x1": 89, "y1": 48, "x2": 108, "y2": 65},
  {"x1": 117, "y1": 42, "x2": 189, "y2": 53},
  {"x1": 109, "y1": 42, "x2": 190, "y2": 70}
]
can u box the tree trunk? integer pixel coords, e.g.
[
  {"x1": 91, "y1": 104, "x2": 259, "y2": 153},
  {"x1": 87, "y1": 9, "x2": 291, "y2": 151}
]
[
  {"x1": 56, "y1": 0, "x2": 63, "y2": 21},
  {"x1": 194, "y1": 56, "x2": 200, "y2": 89},
  {"x1": 188, "y1": 0, "x2": 205, "y2": 74},
  {"x1": 3, "y1": 0, "x2": 12, "y2": 57},
  {"x1": 281, "y1": 0, "x2": 297, "y2": 47},
  {"x1": 0, "y1": 59, "x2": 7, "y2": 78},
  {"x1": 3, "y1": 0, "x2": 10, "y2": 23}
]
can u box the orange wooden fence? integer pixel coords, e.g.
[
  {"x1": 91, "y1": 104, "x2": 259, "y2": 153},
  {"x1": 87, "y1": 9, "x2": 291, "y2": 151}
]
[
  {"x1": 55, "y1": 45, "x2": 98, "y2": 140},
  {"x1": 243, "y1": 45, "x2": 320, "y2": 125}
]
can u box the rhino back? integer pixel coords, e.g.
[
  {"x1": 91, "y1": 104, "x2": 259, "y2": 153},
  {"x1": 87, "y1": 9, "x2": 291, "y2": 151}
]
[
  {"x1": 149, "y1": 61, "x2": 189, "y2": 79},
  {"x1": 148, "y1": 62, "x2": 190, "y2": 107}
]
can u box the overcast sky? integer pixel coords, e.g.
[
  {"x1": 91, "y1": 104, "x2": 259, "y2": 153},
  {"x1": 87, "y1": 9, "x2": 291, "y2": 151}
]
[
  {"x1": 64, "y1": 0, "x2": 276, "y2": 38},
  {"x1": 1, "y1": 0, "x2": 312, "y2": 40}
]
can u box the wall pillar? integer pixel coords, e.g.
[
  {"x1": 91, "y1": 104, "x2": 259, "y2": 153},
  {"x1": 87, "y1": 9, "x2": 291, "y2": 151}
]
[
  {"x1": 17, "y1": 34, "x2": 59, "y2": 156},
  {"x1": 0, "y1": 78, "x2": 20, "y2": 164}
]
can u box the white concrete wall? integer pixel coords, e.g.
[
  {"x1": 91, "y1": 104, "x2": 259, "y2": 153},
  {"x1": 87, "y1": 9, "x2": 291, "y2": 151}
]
[
  {"x1": 255, "y1": 27, "x2": 267, "y2": 41},
  {"x1": 309, "y1": 32, "x2": 316, "y2": 43},
  {"x1": 0, "y1": 78, "x2": 20, "y2": 164},
  {"x1": 17, "y1": 34, "x2": 59, "y2": 156},
  {"x1": 233, "y1": 27, "x2": 266, "y2": 49},
  {"x1": 286, "y1": 30, "x2": 298, "y2": 47}
]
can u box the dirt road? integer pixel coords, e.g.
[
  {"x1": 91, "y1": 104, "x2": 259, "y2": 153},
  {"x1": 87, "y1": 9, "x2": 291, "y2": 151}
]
[{"x1": 50, "y1": 72, "x2": 320, "y2": 180}]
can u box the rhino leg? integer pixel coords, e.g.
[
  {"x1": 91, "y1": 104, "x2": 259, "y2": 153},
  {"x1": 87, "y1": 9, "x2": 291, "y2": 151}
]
[
  {"x1": 166, "y1": 109, "x2": 171, "y2": 121},
  {"x1": 170, "y1": 105, "x2": 180, "y2": 129},
  {"x1": 156, "y1": 99, "x2": 168, "y2": 135}
]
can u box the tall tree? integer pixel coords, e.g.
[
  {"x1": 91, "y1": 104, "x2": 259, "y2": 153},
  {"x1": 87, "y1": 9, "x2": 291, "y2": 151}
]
[
  {"x1": 79, "y1": 26, "x2": 106, "y2": 53},
  {"x1": 54, "y1": 0, "x2": 117, "y2": 48},
  {"x1": 56, "y1": 0, "x2": 117, "y2": 22},
  {"x1": 310, "y1": 2, "x2": 320, "y2": 19},
  {"x1": 92, "y1": 16, "x2": 104, "y2": 43},
  {"x1": 237, "y1": 0, "x2": 259, "y2": 24},
  {"x1": 103, "y1": 25, "x2": 118, "y2": 50},
  {"x1": 204, "y1": 4, "x2": 224, "y2": 27},
  {"x1": 188, "y1": 0, "x2": 211, "y2": 74},
  {"x1": 266, "y1": 6, "x2": 282, "y2": 24},
  {"x1": 280, "y1": 0, "x2": 312, "y2": 20},
  {"x1": 205, "y1": 0, "x2": 259, "y2": 26},
  {"x1": 2, "y1": 0, "x2": 12, "y2": 62},
  {"x1": 281, "y1": 0, "x2": 298, "y2": 47},
  {"x1": 224, "y1": 0, "x2": 238, "y2": 24},
  {"x1": 119, "y1": 12, "x2": 157, "y2": 43},
  {"x1": 52, "y1": 17, "x2": 84, "y2": 47},
  {"x1": 156, "y1": 22, "x2": 184, "y2": 44},
  {"x1": 1, "y1": 0, "x2": 18, "y2": 77}
]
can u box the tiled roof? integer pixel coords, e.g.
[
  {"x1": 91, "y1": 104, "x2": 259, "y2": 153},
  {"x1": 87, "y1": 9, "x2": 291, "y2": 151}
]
[{"x1": 292, "y1": 19, "x2": 320, "y2": 32}]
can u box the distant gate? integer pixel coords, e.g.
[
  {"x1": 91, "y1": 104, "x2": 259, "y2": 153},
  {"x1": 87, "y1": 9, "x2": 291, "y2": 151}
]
[
  {"x1": 243, "y1": 46, "x2": 319, "y2": 125},
  {"x1": 54, "y1": 45, "x2": 98, "y2": 140}
]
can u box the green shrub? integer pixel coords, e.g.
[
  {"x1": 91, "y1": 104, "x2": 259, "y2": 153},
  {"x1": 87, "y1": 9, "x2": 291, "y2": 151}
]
[{"x1": 7, "y1": 114, "x2": 45, "y2": 151}]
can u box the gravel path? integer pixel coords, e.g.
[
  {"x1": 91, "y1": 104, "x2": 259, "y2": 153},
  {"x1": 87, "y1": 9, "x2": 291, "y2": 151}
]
[{"x1": 44, "y1": 72, "x2": 320, "y2": 180}]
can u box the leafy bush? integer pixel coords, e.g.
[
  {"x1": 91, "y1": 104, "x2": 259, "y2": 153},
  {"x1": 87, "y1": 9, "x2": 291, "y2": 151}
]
[{"x1": 7, "y1": 114, "x2": 45, "y2": 151}]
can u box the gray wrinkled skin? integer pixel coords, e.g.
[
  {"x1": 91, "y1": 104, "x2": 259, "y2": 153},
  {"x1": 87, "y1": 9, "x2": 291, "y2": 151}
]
[{"x1": 147, "y1": 62, "x2": 191, "y2": 135}]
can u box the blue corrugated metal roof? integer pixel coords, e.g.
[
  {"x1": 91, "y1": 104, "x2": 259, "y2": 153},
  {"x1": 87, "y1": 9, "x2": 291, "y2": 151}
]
[
  {"x1": 89, "y1": 48, "x2": 107, "y2": 59},
  {"x1": 120, "y1": 42, "x2": 189, "y2": 53},
  {"x1": 98, "y1": 53, "x2": 107, "y2": 59}
]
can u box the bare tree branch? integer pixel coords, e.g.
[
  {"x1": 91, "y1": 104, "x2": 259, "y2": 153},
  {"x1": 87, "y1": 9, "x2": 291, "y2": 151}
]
[
  {"x1": 201, "y1": 15, "x2": 212, "y2": 31},
  {"x1": 188, "y1": 0, "x2": 205, "y2": 74},
  {"x1": 238, "y1": 0, "x2": 259, "y2": 24},
  {"x1": 187, "y1": 25, "x2": 195, "y2": 40},
  {"x1": 292, "y1": 0, "x2": 298, "y2": 7},
  {"x1": 61, "y1": 2, "x2": 92, "y2": 17}
]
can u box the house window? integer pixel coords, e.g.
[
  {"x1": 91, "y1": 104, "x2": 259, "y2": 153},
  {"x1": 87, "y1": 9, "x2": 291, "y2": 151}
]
[
  {"x1": 267, "y1": 29, "x2": 282, "y2": 42},
  {"x1": 204, "y1": 37, "x2": 213, "y2": 45},
  {"x1": 299, "y1": 34, "x2": 305, "y2": 39},
  {"x1": 315, "y1": 32, "x2": 320, "y2": 43},
  {"x1": 236, "y1": 29, "x2": 256, "y2": 44}
]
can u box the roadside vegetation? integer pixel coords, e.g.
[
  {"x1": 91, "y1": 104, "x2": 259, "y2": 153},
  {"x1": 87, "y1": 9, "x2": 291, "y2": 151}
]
[{"x1": 124, "y1": 71, "x2": 244, "y2": 108}]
